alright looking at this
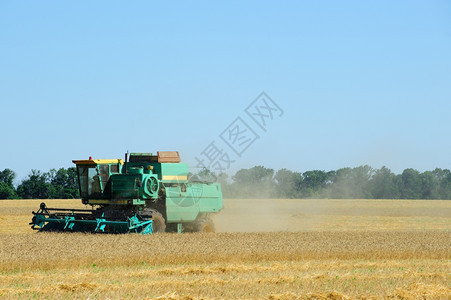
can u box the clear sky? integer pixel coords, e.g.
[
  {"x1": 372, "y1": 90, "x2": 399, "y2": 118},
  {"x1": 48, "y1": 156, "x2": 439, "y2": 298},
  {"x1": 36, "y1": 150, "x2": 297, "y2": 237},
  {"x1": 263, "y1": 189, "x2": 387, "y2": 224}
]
[{"x1": 1, "y1": 1, "x2": 450, "y2": 183}]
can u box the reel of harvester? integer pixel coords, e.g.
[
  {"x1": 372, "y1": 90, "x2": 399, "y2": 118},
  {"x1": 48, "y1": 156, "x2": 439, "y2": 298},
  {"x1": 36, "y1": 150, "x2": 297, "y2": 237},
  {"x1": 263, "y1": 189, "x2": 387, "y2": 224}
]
[{"x1": 30, "y1": 202, "x2": 153, "y2": 234}]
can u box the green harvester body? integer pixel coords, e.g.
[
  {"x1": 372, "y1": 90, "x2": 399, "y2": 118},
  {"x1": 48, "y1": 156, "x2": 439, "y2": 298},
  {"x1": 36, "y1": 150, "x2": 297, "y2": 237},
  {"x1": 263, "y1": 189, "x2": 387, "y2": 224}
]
[{"x1": 30, "y1": 151, "x2": 223, "y2": 234}]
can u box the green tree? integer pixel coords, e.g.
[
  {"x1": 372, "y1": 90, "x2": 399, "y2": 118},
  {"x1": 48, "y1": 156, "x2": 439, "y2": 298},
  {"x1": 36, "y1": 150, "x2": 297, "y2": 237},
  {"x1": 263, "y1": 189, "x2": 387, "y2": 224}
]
[
  {"x1": 16, "y1": 170, "x2": 56, "y2": 199},
  {"x1": 195, "y1": 168, "x2": 218, "y2": 182},
  {"x1": 274, "y1": 168, "x2": 302, "y2": 198},
  {"x1": 230, "y1": 166, "x2": 274, "y2": 198},
  {"x1": 432, "y1": 168, "x2": 451, "y2": 199},
  {"x1": 0, "y1": 169, "x2": 16, "y2": 187},
  {"x1": 215, "y1": 172, "x2": 229, "y2": 186},
  {"x1": 370, "y1": 166, "x2": 399, "y2": 199},
  {"x1": 232, "y1": 166, "x2": 274, "y2": 184},
  {"x1": 328, "y1": 166, "x2": 374, "y2": 198},
  {"x1": 301, "y1": 170, "x2": 329, "y2": 198},
  {"x1": 399, "y1": 168, "x2": 422, "y2": 199},
  {"x1": 353, "y1": 165, "x2": 374, "y2": 198},
  {"x1": 215, "y1": 172, "x2": 232, "y2": 197},
  {"x1": 47, "y1": 167, "x2": 79, "y2": 199},
  {"x1": 0, "y1": 182, "x2": 17, "y2": 199},
  {"x1": 420, "y1": 170, "x2": 440, "y2": 199},
  {"x1": 0, "y1": 168, "x2": 17, "y2": 199},
  {"x1": 328, "y1": 167, "x2": 352, "y2": 198}
]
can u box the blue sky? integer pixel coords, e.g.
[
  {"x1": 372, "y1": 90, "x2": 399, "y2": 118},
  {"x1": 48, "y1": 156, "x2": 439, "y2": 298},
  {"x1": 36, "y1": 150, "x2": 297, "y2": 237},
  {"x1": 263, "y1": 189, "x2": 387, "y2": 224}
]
[{"x1": 1, "y1": 1, "x2": 450, "y2": 183}]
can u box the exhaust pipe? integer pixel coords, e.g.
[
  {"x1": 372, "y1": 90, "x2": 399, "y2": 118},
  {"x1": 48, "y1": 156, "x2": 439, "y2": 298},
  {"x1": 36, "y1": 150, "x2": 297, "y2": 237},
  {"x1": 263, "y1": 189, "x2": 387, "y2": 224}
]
[{"x1": 124, "y1": 151, "x2": 128, "y2": 174}]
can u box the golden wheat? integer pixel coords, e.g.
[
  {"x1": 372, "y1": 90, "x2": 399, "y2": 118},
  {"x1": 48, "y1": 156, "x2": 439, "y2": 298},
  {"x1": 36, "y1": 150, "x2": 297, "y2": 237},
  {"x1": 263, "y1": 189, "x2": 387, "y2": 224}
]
[
  {"x1": 0, "y1": 231, "x2": 449, "y2": 272},
  {"x1": 0, "y1": 199, "x2": 449, "y2": 299}
]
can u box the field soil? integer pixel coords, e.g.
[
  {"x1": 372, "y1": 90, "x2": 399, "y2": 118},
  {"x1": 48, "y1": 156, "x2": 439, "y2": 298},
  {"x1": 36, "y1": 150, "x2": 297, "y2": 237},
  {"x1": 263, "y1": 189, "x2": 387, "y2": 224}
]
[{"x1": 0, "y1": 199, "x2": 450, "y2": 299}]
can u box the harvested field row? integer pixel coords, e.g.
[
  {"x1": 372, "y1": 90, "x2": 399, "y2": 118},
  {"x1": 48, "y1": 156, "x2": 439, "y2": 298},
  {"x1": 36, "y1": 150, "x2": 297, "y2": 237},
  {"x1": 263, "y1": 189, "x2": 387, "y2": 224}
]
[
  {"x1": 0, "y1": 256, "x2": 449, "y2": 299},
  {"x1": 0, "y1": 231, "x2": 449, "y2": 272}
]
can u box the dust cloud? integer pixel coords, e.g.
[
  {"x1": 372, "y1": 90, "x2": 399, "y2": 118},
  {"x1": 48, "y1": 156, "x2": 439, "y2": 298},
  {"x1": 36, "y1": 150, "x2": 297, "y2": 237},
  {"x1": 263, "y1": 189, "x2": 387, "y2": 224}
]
[
  {"x1": 214, "y1": 199, "x2": 328, "y2": 232},
  {"x1": 213, "y1": 198, "x2": 451, "y2": 233}
]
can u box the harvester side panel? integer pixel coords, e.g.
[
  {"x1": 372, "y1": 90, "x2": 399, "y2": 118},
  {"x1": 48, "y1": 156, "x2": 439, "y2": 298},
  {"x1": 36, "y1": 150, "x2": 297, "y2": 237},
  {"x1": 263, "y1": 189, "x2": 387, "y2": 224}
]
[{"x1": 165, "y1": 183, "x2": 223, "y2": 223}]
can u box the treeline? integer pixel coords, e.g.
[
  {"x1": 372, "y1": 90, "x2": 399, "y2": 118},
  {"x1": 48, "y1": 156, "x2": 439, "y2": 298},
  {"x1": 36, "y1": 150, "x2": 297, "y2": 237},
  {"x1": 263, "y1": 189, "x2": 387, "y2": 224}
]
[
  {"x1": 1, "y1": 165, "x2": 451, "y2": 200},
  {"x1": 0, "y1": 168, "x2": 79, "y2": 199},
  {"x1": 197, "y1": 165, "x2": 451, "y2": 199}
]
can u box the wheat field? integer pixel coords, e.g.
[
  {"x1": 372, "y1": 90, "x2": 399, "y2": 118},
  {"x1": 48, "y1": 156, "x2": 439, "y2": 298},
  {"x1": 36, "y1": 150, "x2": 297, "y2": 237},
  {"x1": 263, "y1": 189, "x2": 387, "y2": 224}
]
[{"x1": 0, "y1": 199, "x2": 450, "y2": 299}]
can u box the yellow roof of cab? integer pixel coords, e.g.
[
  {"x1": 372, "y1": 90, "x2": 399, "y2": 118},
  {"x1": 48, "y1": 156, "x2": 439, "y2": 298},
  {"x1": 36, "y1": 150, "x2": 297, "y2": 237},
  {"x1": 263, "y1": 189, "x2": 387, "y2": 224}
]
[{"x1": 72, "y1": 159, "x2": 124, "y2": 165}]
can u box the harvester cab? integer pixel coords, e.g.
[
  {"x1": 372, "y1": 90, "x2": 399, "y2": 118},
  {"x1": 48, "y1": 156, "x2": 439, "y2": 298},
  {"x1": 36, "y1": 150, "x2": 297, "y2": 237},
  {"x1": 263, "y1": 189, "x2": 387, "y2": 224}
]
[
  {"x1": 72, "y1": 158, "x2": 123, "y2": 201},
  {"x1": 30, "y1": 151, "x2": 223, "y2": 234}
]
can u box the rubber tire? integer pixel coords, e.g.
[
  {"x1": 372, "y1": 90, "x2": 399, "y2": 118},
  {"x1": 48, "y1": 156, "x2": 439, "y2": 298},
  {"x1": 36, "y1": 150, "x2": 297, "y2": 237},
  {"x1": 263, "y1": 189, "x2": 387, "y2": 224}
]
[
  {"x1": 195, "y1": 218, "x2": 215, "y2": 233},
  {"x1": 152, "y1": 211, "x2": 166, "y2": 233}
]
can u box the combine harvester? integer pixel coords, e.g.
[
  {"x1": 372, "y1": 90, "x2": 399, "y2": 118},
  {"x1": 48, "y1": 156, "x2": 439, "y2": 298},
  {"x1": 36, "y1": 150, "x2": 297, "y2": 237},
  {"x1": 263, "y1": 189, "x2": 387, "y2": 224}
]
[{"x1": 30, "y1": 151, "x2": 223, "y2": 234}]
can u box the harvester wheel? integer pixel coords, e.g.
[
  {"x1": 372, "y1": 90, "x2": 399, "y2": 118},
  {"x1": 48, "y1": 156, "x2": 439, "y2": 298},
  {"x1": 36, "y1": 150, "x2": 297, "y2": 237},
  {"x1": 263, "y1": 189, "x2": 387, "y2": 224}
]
[
  {"x1": 195, "y1": 218, "x2": 215, "y2": 233},
  {"x1": 151, "y1": 211, "x2": 166, "y2": 233}
]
